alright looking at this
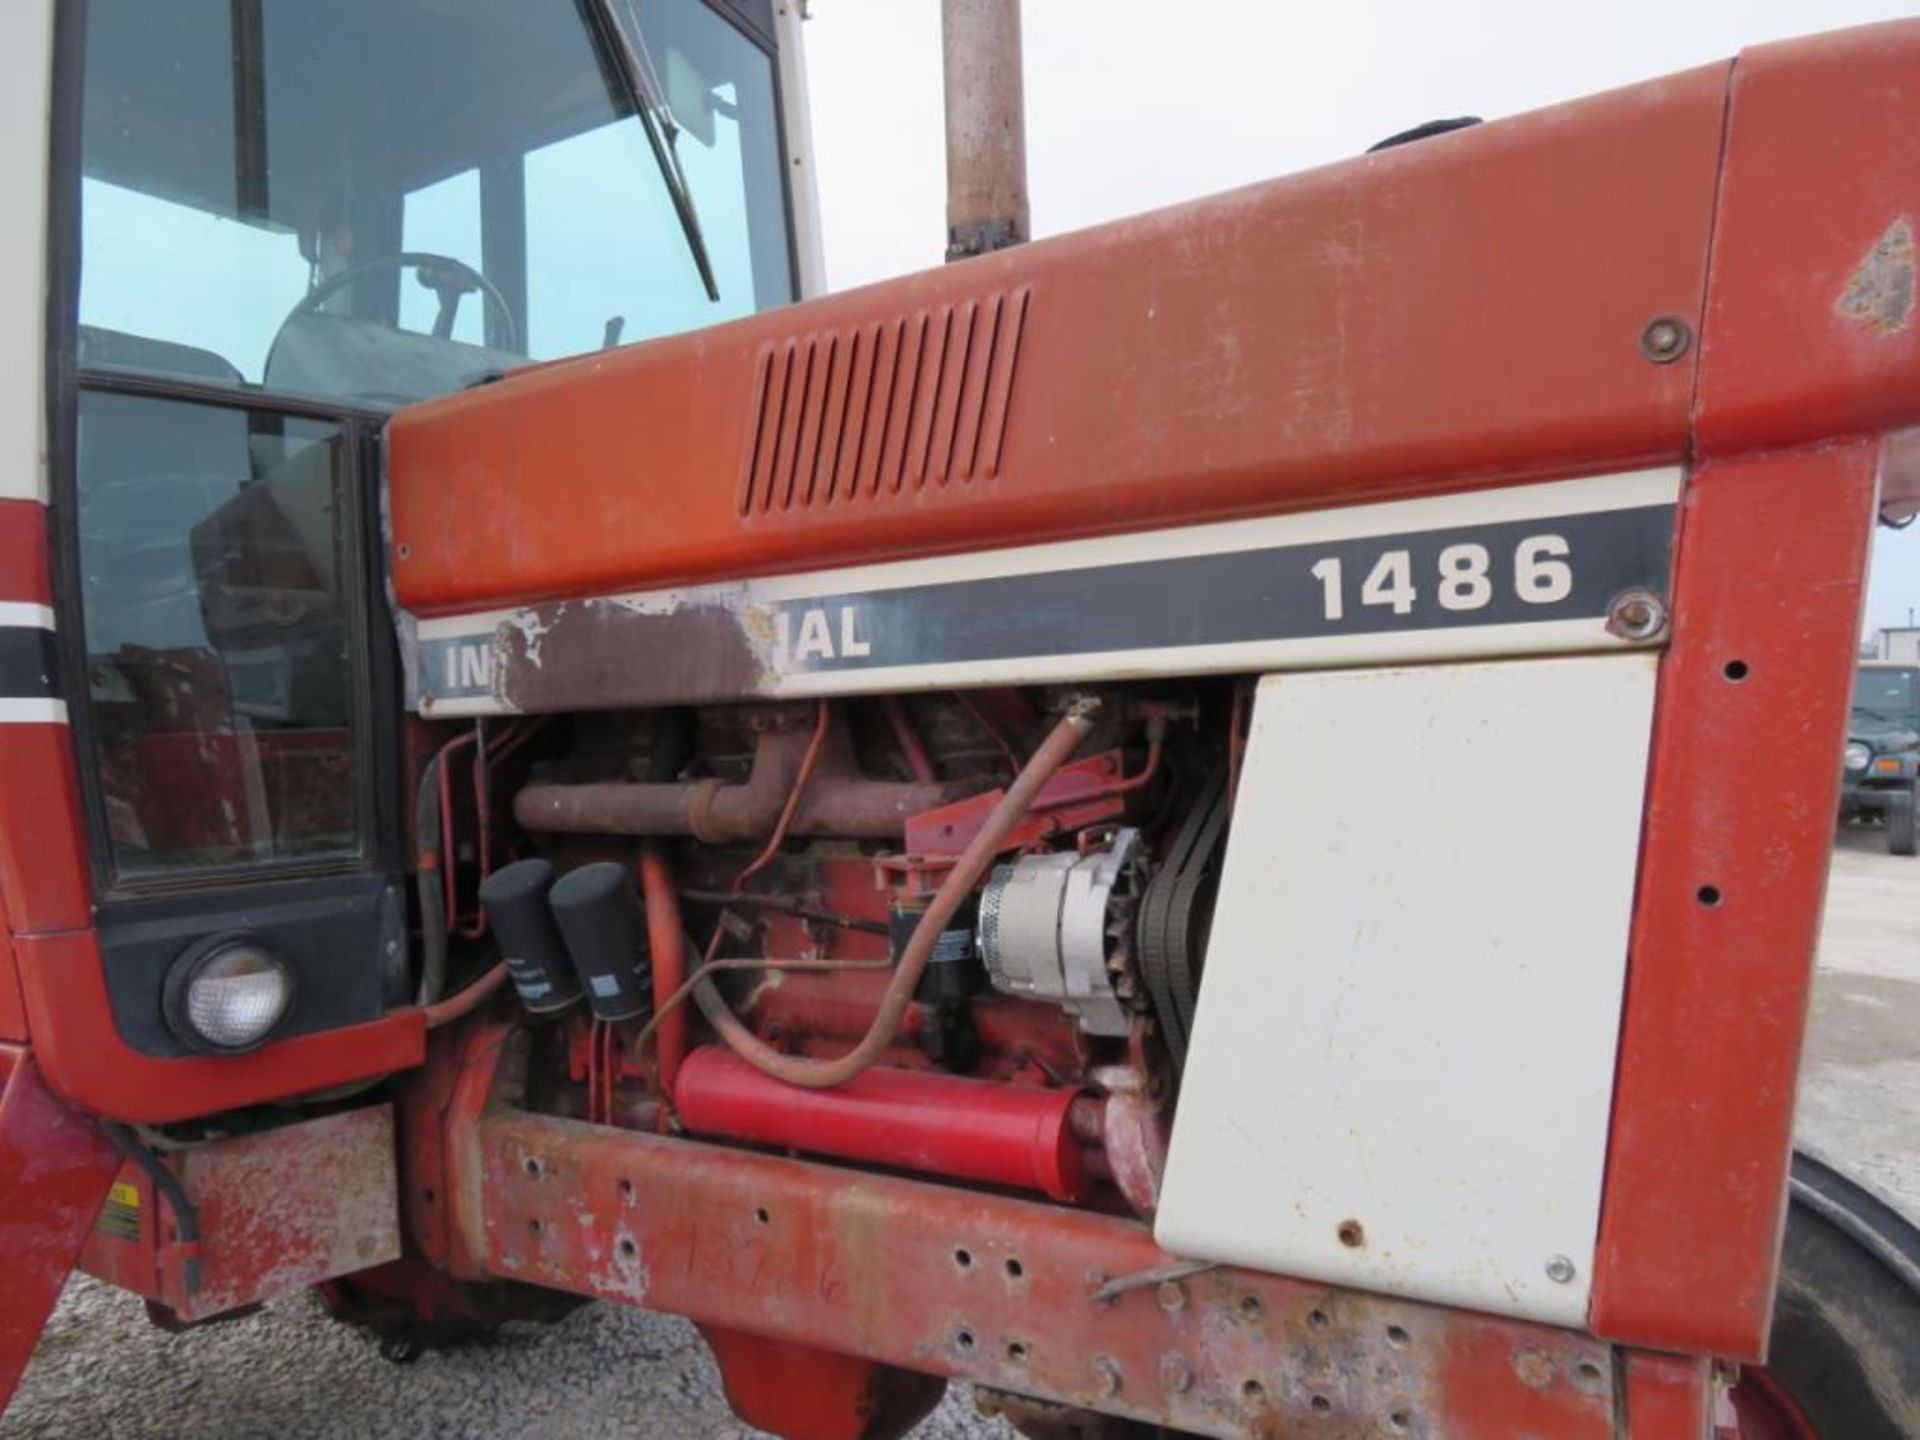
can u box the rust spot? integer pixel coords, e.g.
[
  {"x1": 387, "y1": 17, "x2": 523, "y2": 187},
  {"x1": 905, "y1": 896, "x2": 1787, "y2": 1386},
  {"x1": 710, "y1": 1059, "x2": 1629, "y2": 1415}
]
[
  {"x1": 1512, "y1": 1348, "x2": 1556, "y2": 1390},
  {"x1": 1838, "y1": 218, "x2": 1916, "y2": 336},
  {"x1": 493, "y1": 596, "x2": 768, "y2": 711}
]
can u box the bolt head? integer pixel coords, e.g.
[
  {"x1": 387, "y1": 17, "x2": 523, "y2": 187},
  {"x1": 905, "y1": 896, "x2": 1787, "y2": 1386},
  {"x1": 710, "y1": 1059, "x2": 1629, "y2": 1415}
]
[
  {"x1": 1546, "y1": 1255, "x2": 1578, "y2": 1284},
  {"x1": 1093, "y1": 1355, "x2": 1123, "y2": 1397},
  {"x1": 1639, "y1": 314, "x2": 1692, "y2": 363},
  {"x1": 1160, "y1": 1353, "x2": 1194, "y2": 1394},
  {"x1": 1606, "y1": 588, "x2": 1669, "y2": 642},
  {"x1": 1155, "y1": 1280, "x2": 1187, "y2": 1312}
]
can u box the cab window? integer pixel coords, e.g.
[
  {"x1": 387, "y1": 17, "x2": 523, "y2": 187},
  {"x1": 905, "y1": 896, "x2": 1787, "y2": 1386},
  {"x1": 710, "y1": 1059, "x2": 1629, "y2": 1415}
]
[
  {"x1": 76, "y1": 0, "x2": 794, "y2": 408},
  {"x1": 76, "y1": 391, "x2": 361, "y2": 878}
]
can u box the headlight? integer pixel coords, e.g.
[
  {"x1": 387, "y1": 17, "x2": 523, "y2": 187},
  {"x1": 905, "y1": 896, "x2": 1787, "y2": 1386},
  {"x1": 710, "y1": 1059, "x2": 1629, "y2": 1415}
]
[
  {"x1": 1845, "y1": 742, "x2": 1872, "y2": 772},
  {"x1": 163, "y1": 934, "x2": 293, "y2": 1054}
]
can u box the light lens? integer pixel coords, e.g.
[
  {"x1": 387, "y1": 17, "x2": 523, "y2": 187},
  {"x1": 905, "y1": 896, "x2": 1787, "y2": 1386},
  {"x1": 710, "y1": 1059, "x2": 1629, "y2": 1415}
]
[
  {"x1": 176, "y1": 942, "x2": 292, "y2": 1052},
  {"x1": 1873, "y1": 756, "x2": 1905, "y2": 774},
  {"x1": 1845, "y1": 742, "x2": 1873, "y2": 772}
]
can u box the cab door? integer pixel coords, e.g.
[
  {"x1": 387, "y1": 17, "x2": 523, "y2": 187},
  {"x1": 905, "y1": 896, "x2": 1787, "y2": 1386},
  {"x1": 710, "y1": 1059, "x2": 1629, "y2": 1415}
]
[{"x1": 49, "y1": 0, "x2": 412, "y2": 1064}]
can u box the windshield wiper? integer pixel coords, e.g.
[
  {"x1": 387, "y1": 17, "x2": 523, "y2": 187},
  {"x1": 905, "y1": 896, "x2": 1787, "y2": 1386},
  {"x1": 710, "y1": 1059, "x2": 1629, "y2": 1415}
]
[{"x1": 585, "y1": 0, "x2": 720, "y2": 303}]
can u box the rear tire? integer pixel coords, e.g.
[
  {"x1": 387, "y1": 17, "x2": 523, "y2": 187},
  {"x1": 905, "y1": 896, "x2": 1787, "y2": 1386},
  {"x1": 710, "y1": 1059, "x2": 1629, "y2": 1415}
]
[
  {"x1": 1887, "y1": 787, "x2": 1917, "y2": 856},
  {"x1": 1731, "y1": 1153, "x2": 1920, "y2": 1438}
]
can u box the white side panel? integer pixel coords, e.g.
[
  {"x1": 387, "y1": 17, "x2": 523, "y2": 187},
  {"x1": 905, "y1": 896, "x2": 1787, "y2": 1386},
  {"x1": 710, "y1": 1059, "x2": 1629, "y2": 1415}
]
[
  {"x1": 1154, "y1": 655, "x2": 1657, "y2": 1327},
  {"x1": 0, "y1": 0, "x2": 54, "y2": 503}
]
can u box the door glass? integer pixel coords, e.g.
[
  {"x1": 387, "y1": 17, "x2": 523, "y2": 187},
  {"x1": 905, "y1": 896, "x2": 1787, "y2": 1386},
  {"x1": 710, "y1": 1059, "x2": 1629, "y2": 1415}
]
[{"x1": 75, "y1": 390, "x2": 362, "y2": 879}]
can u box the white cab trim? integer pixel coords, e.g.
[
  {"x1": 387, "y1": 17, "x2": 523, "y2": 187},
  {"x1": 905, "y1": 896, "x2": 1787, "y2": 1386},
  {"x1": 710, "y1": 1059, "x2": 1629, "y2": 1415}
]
[
  {"x1": 774, "y1": 1, "x2": 827, "y2": 299},
  {"x1": 0, "y1": 0, "x2": 54, "y2": 505}
]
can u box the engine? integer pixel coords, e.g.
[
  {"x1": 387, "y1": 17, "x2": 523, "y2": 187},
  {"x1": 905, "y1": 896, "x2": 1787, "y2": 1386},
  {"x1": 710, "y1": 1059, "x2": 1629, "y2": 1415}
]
[{"x1": 423, "y1": 684, "x2": 1230, "y2": 1221}]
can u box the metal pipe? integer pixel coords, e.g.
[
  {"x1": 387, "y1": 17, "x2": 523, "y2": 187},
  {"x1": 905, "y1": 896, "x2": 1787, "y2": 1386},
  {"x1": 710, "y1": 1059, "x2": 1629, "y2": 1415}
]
[
  {"x1": 883, "y1": 694, "x2": 938, "y2": 783},
  {"x1": 638, "y1": 843, "x2": 689, "y2": 1095},
  {"x1": 514, "y1": 722, "x2": 971, "y2": 842},
  {"x1": 673, "y1": 1046, "x2": 1088, "y2": 1202},
  {"x1": 942, "y1": 0, "x2": 1029, "y2": 260}
]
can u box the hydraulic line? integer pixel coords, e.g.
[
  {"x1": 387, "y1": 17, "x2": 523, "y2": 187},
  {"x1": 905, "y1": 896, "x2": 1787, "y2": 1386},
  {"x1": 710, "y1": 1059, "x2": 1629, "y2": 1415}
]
[
  {"x1": 422, "y1": 961, "x2": 510, "y2": 1028},
  {"x1": 413, "y1": 758, "x2": 448, "y2": 1006},
  {"x1": 690, "y1": 704, "x2": 1096, "y2": 1090}
]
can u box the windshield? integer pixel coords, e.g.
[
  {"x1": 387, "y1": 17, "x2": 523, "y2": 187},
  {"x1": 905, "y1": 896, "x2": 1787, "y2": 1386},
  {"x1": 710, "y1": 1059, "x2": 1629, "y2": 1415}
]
[
  {"x1": 76, "y1": 0, "x2": 793, "y2": 409},
  {"x1": 1853, "y1": 667, "x2": 1919, "y2": 723}
]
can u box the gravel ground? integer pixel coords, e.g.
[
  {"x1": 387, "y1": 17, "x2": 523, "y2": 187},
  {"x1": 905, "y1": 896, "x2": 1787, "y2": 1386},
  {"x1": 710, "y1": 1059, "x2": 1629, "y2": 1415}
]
[{"x1": 1, "y1": 1275, "x2": 1012, "y2": 1439}]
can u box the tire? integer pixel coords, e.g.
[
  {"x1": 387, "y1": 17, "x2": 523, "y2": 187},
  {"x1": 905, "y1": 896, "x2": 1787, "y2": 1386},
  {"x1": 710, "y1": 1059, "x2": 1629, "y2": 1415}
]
[
  {"x1": 1888, "y1": 787, "x2": 1918, "y2": 857},
  {"x1": 1731, "y1": 1153, "x2": 1920, "y2": 1438}
]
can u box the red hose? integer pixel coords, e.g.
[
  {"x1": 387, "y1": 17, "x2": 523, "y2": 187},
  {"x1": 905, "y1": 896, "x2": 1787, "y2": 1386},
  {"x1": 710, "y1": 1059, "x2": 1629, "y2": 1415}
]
[
  {"x1": 691, "y1": 706, "x2": 1096, "y2": 1090},
  {"x1": 638, "y1": 842, "x2": 690, "y2": 1094},
  {"x1": 422, "y1": 961, "x2": 509, "y2": 1029}
]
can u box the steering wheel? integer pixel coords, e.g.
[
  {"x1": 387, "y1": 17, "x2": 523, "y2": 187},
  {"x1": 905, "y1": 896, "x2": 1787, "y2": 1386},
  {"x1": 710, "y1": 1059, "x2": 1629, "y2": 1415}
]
[{"x1": 275, "y1": 251, "x2": 520, "y2": 353}]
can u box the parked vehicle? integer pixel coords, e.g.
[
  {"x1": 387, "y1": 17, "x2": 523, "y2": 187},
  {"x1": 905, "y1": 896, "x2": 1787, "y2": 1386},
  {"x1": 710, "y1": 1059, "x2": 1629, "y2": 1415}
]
[{"x1": 1843, "y1": 663, "x2": 1920, "y2": 855}]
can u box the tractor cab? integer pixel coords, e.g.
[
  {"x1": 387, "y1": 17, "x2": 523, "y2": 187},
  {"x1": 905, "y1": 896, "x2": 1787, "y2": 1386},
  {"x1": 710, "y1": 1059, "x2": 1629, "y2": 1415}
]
[{"x1": 49, "y1": 0, "x2": 809, "y2": 1066}]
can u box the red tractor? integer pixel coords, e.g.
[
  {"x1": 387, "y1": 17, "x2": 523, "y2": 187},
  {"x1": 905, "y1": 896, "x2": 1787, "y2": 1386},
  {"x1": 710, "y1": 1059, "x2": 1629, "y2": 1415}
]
[{"x1": 2, "y1": 4, "x2": 1916, "y2": 1436}]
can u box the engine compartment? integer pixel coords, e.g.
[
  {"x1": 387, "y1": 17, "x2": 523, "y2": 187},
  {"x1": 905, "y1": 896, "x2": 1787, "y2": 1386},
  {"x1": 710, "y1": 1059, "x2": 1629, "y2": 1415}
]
[{"x1": 422, "y1": 682, "x2": 1236, "y2": 1224}]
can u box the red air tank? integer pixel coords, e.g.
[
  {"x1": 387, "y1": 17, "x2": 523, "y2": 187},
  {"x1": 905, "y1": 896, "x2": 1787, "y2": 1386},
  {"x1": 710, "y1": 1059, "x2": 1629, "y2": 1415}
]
[{"x1": 672, "y1": 1046, "x2": 1088, "y2": 1202}]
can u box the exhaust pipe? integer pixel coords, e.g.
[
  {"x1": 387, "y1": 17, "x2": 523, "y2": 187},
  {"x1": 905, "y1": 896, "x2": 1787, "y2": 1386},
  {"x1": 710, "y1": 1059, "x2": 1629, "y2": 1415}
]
[{"x1": 942, "y1": 0, "x2": 1028, "y2": 260}]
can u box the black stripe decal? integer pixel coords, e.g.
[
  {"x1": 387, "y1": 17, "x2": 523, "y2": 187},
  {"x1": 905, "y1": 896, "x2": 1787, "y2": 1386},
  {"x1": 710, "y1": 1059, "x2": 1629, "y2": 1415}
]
[
  {"x1": 0, "y1": 625, "x2": 61, "y2": 701},
  {"x1": 769, "y1": 504, "x2": 1675, "y2": 674},
  {"x1": 417, "y1": 503, "x2": 1676, "y2": 708}
]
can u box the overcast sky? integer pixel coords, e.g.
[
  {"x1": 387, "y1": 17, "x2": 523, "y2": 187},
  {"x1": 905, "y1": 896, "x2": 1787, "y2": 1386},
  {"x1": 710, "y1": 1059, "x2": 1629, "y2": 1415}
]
[{"x1": 801, "y1": 1, "x2": 1920, "y2": 638}]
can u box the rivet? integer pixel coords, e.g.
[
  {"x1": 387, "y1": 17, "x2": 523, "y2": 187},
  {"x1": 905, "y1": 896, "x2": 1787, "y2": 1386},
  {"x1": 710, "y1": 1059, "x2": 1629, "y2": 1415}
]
[
  {"x1": 1639, "y1": 314, "x2": 1691, "y2": 364},
  {"x1": 1546, "y1": 1255, "x2": 1578, "y2": 1285},
  {"x1": 1156, "y1": 1280, "x2": 1187, "y2": 1312}
]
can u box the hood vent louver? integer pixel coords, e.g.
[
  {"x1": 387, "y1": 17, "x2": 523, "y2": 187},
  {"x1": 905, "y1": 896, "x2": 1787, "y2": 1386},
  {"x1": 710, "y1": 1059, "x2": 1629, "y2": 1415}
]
[{"x1": 739, "y1": 287, "x2": 1030, "y2": 516}]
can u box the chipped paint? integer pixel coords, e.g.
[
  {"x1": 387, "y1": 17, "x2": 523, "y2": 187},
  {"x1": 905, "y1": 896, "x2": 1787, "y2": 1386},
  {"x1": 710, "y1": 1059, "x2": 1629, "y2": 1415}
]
[
  {"x1": 501, "y1": 608, "x2": 555, "y2": 670},
  {"x1": 76, "y1": 1104, "x2": 401, "y2": 1324},
  {"x1": 1838, "y1": 218, "x2": 1916, "y2": 336},
  {"x1": 468, "y1": 1110, "x2": 1620, "y2": 1439}
]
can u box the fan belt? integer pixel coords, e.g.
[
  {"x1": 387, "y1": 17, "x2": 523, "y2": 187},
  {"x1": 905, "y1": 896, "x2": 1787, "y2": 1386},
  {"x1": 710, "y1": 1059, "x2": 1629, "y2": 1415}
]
[{"x1": 1138, "y1": 766, "x2": 1231, "y2": 1070}]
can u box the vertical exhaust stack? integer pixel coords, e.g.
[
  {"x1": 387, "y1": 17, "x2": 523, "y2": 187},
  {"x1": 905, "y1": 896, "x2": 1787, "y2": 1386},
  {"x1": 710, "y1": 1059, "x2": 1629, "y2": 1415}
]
[{"x1": 942, "y1": 0, "x2": 1029, "y2": 260}]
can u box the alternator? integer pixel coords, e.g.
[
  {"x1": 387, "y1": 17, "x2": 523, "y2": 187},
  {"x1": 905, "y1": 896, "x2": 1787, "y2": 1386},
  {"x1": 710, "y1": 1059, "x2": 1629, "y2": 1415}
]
[{"x1": 977, "y1": 828, "x2": 1145, "y2": 1036}]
